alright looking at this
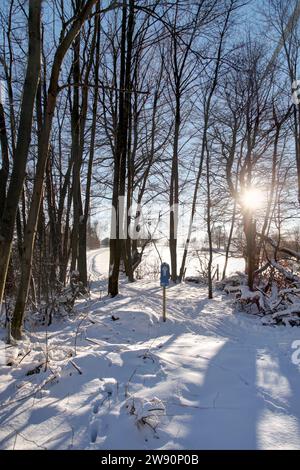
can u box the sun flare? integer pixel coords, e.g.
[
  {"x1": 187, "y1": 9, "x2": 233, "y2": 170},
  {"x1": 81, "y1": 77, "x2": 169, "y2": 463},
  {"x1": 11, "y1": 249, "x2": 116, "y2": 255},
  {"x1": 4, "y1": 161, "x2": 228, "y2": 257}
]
[{"x1": 241, "y1": 188, "x2": 263, "y2": 211}]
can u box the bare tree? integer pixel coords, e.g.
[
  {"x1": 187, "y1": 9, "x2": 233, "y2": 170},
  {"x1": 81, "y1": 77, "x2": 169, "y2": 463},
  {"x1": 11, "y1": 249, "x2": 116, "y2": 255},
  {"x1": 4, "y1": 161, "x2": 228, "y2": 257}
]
[
  {"x1": 10, "y1": 0, "x2": 117, "y2": 339},
  {"x1": 0, "y1": 0, "x2": 41, "y2": 312}
]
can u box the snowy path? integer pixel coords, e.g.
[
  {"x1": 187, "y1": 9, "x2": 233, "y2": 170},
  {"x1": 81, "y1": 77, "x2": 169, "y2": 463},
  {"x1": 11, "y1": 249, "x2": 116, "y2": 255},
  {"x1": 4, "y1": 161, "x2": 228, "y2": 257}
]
[
  {"x1": 86, "y1": 248, "x2": 109, "y2": 281},
  {"x1": 0, "y1": 251, "x2": 300, "y2": 449}
]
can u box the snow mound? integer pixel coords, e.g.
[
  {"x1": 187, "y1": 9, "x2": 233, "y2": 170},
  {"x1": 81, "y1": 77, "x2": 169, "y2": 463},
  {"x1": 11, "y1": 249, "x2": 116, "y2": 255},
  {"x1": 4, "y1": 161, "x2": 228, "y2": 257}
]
[{"x1": 127, "y1": 396, "x2": 165, "y2": 430}]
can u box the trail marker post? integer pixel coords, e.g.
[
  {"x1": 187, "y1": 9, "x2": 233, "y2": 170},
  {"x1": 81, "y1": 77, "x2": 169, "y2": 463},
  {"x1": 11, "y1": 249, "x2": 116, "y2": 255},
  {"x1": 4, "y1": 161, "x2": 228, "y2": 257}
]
[{"x1": 160, "y1": 262, "x2": 170, "y2": 322}]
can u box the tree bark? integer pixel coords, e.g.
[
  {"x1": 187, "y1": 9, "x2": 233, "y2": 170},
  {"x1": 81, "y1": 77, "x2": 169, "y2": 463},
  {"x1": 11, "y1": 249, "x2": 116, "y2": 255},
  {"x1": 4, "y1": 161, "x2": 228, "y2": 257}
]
[
  {"x1": 70, "y1": 32, "x2": 82, "y2": 275},
  {"x1": 11, "y1": 0, "x2": 102, "y2": 339},
  {"x1": 108, "y1": 0, "x2": 135, "y2": 296},
  {"x1": 0, "y1": 0, "x2": 41, "y2": 313},
  {"x1": 206, "y1": 146, "x2": 213, "y2": 299},
  {"x1": 77, "y1": 6, "x2": 100, "y2": 287},
  {"x1": 0, "y1": 102, "x2": 9, "y2": 219}
]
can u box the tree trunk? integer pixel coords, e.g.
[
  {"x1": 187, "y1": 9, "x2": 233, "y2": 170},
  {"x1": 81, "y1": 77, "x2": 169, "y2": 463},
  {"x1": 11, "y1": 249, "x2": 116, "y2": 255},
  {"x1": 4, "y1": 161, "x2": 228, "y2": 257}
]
[
  {"x1": 244, "y1": 212, "x2": 257, "y2": 291},
  {"x1": 169, "y1": 93, "x2": 180, "y2": 282},
  {"x1": 70, "y1": 33, "x2": 82, "y2": 275},
  {"x1": 178, "y1": 7, "x2": 231, "y2": 281},
  {"x1": 11, "y1": 0, "x2": 100, "y2": 339},
  {"x1": 206, "y1": 147, "x2": 213, "y2": 299},
  {"x1": 0, "y1": 102, "x2": 9, "y2": 219},
  {"x1": 0, "y1": 0, "x2": 41, "y2": 312},
  {"x1": 222, "y1": 202, "x2": 236, "y2": 280},
  {"x1": 77, "y1": 6, "x2": 100, "y2": 287},
  {"x1": 108, "y1": 0, "x2": 135, "y2": 296}
]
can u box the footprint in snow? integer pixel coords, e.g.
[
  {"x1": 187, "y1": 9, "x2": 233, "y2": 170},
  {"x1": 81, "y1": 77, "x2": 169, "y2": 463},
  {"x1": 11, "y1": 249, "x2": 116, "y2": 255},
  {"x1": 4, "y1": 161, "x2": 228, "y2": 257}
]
[
  {"x1": 90, "y1": 422, "x2": 98, "y2": 443},
  {"x1": 90, "y1": 415, "x2": 109, "y2": 445},
  {"x1": 93, "y1": 401, "x2": 101, "y2": 414},
  {"x1": 89, "y1": 380, "x2": 118, "y2": 444}
]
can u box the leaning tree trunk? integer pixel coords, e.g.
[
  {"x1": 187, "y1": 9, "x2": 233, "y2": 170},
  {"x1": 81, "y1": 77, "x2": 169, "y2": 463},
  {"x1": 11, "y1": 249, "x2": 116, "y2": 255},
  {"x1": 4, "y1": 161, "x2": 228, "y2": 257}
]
[
  {"x1": 0, "y1": 0, "x2": 41, "y2": 312},
  {"x1": 11, "y1": 0, "x2": 101, "y2": 339}
]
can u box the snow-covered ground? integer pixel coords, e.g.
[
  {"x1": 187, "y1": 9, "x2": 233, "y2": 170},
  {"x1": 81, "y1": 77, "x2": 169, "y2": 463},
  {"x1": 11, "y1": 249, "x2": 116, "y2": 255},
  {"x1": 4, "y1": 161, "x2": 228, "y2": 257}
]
[
  {"x1": 87, "y1": 245, "x2": 245, "y2": 280},
  {"x1": 0, "y1": 249, "x2": 300, "y2": 450}
]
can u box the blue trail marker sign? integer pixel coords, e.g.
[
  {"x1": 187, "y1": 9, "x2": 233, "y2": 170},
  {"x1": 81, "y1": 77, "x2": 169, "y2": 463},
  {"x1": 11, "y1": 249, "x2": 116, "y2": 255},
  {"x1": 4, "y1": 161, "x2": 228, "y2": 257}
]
[
  {"x1": 160, "y1": 262, "x2": 170, "y2": 287},
  {"x1": 160, "y1": 263, "x2": 170, "y2": 322}
]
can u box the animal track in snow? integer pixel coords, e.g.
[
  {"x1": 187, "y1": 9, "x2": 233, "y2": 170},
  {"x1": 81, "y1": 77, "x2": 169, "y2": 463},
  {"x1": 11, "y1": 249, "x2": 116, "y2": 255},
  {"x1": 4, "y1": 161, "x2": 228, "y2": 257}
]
[
  {"x1": 89, "y1": 379, "x2": 118, "y2": 445},
  {"x1": 90, "y1": 422, "x2": 98, "y2": 443},
  {"x1": 93, "y1": 401, "x2": 100, "y2": 414}
]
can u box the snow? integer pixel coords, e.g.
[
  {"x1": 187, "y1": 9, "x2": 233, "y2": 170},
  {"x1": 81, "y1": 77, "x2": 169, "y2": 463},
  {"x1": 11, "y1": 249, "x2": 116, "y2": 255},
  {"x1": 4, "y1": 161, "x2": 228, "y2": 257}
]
[
  {"x1": 1, "y1": 250, "x2": 300, "y2": 450},
  {"x1": 273, "y1": 305, "x2": 300, "y2": 320},
  {"x1": 88, "y1": 245, "x2": 245, "y2": 280}
]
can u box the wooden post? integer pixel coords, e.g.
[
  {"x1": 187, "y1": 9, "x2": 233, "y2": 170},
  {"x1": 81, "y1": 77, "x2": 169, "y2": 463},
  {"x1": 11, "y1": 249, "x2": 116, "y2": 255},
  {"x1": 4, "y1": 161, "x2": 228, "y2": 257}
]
[{"x1": 163, "y1": 286, "x2": 166, "y2": 322}]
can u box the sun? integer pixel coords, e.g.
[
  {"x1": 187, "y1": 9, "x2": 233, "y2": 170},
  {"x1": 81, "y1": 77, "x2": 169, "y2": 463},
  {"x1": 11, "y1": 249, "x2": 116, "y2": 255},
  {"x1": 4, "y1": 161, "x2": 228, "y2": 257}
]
[{"x1": 241, "y1": 188, "x2": 263, "y2": 211}]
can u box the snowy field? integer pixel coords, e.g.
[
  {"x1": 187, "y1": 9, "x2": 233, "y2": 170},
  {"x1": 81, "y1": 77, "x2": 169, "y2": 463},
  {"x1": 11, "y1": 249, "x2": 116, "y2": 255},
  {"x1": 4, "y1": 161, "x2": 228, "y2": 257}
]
[
  {"x1": 0, "y1": 249, "x2": 300, "y2": 450},
  {"x1": 86, "y1": 245, "x2": 245, "y2": 281}
]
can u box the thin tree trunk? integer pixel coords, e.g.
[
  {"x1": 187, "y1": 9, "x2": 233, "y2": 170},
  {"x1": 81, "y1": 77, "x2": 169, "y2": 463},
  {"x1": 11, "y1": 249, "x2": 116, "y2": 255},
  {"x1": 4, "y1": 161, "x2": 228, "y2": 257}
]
[
  {"x1": 222, "y1": 201, "x2": 236, "y2": 280},
  {"x1": 70, "y1": 33, "x2": 82, "y2": 275},
  {"x1": 0, "y1": 102, "x2": 9, "y2": 219},
  {"x1": 178, "y1": 6, "x2": 232, "y2": 281},
  {"x1": 244, "y1": 213, "x2": 256, "y2": 291},
  {"x1": 206, "y1": 147, "x2": 213, "y2": 299},
  {"x1": 125, "y1": 93, "x2": 134, "y2": 282},
  {"x1": 169, "y1": 92, "x2": 180, "y2": 282},
  {"x1": 78, "y1": 6, "x2": 100, "y2": 287}
]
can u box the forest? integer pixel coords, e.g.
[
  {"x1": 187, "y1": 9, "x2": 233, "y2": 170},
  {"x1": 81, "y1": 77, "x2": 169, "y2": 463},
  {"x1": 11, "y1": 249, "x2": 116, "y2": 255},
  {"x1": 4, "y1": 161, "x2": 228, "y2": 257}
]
[{"x1": 1, "y1": 0, "x2": 300, "y2": 453}]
